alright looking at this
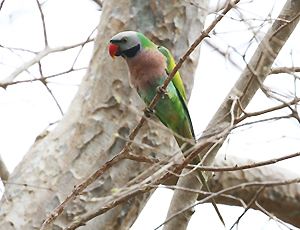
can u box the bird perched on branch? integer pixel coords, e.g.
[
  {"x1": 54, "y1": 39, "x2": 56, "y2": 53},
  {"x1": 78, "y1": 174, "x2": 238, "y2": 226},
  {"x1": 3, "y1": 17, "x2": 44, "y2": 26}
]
[{"x1": 109, "y1": 31, "x2": 224, "y2": 226}]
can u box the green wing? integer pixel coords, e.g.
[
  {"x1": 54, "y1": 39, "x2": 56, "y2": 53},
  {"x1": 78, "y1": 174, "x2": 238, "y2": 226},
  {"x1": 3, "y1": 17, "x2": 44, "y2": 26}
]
[
  {"x1": 157, "y1": 46, "x2": 187, "y2": 102},
  {"x1": 158, "y1": 46, "x2": 195, "y2": 138}
]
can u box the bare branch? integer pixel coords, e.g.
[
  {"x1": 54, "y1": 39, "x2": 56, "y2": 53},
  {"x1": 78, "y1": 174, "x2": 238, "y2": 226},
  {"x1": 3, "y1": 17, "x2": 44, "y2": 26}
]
[
  {"x1": 1, "y1": 67, "x2": 86, "y2": 87},
  {"x1": 40, "y1": 148, "x2": 131, "y2": 230},
  {"x1": 187, "y1": 152, "x2": 300, "y2": 172},
  {"x1": 71, "y1": 26, "x2": 98, "y2": 69},
  {"x1": 236, "y1": 97, "x2": 300, "y2": 123},
  {"x1": 254, "y1": 202, "x2": 292, "y2": 229},
  {"x1": 35, "y1": 0, "x2": 48, "y2": 46},
  {"x1": 91, "y1": 0, "x2": 102, "y2": 8},
  {"x1": 269, "y1": 66, "x2": 300, "y2": 81},
  {"x1": 0, "y1": 0, "x2": 6, "y2": 11},
  {"x1": 0, "y1": 39, "x2": 93, "y2": 89},
  {"x1": 0, "y1": 155, "x2": 9, "y2": 181},
  {"x1": 38, "y1": 62, "x2": 64, "y2": 115},
  {"x1": 229, "y1": 186, "x2": 265, "y2": 230},
  {"x1": 63, "y1": 134, "x2": 228, "y2": 230},
  {"x1": 204, "y1": 39, "x2": 243, "y2": 71},
  {"x1": 162, "y1": 178, "x2": 300, "y2": 229},
  {"x1": 2, "y1": 181, "x2": 59, "y2": 193}
]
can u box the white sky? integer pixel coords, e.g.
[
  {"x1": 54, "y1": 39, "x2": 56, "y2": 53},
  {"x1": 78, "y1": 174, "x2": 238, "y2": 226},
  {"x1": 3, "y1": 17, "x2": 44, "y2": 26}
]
[{"x1": 0, "y1": 0, "x2": 299, "y2": 229}]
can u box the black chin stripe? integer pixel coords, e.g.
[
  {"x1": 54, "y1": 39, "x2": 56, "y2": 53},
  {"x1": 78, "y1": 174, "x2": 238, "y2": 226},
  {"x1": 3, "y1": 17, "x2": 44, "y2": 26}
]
[{"x1": 123, "y1": 44, "x2": 140, "y2": 58}]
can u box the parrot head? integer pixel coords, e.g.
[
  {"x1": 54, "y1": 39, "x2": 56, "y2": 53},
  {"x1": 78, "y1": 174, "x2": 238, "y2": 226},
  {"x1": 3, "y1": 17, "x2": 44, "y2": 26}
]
[{"x1": 109, "y1": 31, "x2": 142, "y2": 60}]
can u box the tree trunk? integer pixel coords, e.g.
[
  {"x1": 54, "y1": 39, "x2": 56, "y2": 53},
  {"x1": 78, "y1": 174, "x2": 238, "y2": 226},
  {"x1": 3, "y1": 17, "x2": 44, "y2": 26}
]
[{"x1": 0, "y1": 0, "x2": 206, "y2": 229}]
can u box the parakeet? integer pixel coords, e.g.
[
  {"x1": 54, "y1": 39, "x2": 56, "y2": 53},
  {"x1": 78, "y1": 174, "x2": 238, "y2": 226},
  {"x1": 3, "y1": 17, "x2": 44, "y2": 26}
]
[{"x1": 109, "y1": 31, "x2": 224, "y2": 226}]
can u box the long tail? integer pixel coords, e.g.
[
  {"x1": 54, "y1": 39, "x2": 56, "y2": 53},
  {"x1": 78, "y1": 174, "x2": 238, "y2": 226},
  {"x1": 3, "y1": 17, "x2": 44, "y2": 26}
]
[
  {"x1": 197, "y1": 166, "x2": 225, "y2": 227},
  {"x1": 177, "y1": 137, "x2": 225, "y2": 227}
]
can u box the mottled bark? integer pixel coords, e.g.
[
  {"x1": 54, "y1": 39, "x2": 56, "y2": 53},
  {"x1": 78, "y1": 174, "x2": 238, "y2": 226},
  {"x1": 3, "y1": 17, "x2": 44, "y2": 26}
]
[
  {"x1": 0, "y1": 0, "x2": 204, "y2": 229},
  {"x1": 206, "y1": 155, "x2": 300, "y2": 228}
]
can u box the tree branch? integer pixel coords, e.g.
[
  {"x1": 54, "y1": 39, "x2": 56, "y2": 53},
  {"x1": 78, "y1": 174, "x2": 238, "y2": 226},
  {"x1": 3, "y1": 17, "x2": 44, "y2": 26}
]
[
  {"x1": 204, "y1": 154, "x2": 300, "y2": 227},
  {"x1": 0, "y1": 155, "x2": 9, "y2": 182},
  {"x1": 63, "y1": 132, "x2": 230, "y2": 230},
  {"x1": 164, "y1": 177, "x2": 300, "y2": 229},
  {"x1": 0, "y1": 39, "x2": 93, "y2": 89},
  {"x1": 35, "y1": 0, "x2": 48, "y2": 46},
  {"x1": 187, "y1": 152, "x2": 300, "y2": 172}
]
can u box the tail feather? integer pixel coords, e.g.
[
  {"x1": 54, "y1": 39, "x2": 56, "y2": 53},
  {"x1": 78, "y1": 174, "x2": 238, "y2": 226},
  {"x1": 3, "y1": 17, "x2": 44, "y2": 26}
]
[{"x1": 176, "y1": 134, "x2": 225, "y2": 227}]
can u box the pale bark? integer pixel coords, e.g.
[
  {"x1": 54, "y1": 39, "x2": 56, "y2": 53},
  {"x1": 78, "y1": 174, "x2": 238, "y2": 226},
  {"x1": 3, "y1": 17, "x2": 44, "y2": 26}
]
[
  {"x1": 205, "y1": 155, "x2": 300, "y2": 228},
  {"x1": 0, "y1": 0, "x2": 204, "y2": 229},
  {"x1": 163, "y1": 0, "x2": 300, "y2": 229}
]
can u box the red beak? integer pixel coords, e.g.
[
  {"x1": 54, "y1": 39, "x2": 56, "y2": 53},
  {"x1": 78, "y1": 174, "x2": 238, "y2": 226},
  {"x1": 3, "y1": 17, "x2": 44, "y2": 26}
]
[{"x1": 109, "y1": 44, "x2": 119, "y2": 60}]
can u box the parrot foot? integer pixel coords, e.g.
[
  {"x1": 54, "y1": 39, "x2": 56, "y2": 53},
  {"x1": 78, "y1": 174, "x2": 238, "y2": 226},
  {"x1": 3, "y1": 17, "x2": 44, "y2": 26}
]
[
  {"x1": 144, "y1": 107, "x2": 154, "y2": 118},
  {"x1": 156, "y1": 86, "x2": 167, "y2": 95}
]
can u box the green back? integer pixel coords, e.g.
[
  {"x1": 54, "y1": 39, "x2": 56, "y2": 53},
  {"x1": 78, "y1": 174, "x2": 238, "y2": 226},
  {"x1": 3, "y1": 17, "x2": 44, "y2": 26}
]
[
  {"x1": 157, "y1": 46, "x2": 187, "y2": 102},
  {"x1": 158, "y1": 46, "x2": 195, "y2": 139}
]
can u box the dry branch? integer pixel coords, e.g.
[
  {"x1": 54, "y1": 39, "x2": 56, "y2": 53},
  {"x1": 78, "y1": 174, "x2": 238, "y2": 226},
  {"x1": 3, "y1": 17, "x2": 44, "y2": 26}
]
[
  {"x1": 269, "y1": 66, "x2": 300, "y2": 75},
  {"x1": 0, "y1": 40, "x2": 93, "y2": 89},
  {"x1": 187, "y1": 152, "x2": 300, "y2": 172},
  {"x1": 205, "y1": 154, "x2": 300, "y2": 227},
  {"x1": 229, "y1": 186, "x2": 265, "y2": 230},
  {"x1": 63, "y1": 133, "x2": 228, "y2": 230},
  {"x1": 164, "y1": 177, "x2": 300, "y2": 229}
]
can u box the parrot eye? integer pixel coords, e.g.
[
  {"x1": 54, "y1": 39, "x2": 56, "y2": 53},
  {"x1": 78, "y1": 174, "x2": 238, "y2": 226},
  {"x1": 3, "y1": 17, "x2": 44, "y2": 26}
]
[{"x1": 121, "y1": 37, "x2": 127, "y2": 43}]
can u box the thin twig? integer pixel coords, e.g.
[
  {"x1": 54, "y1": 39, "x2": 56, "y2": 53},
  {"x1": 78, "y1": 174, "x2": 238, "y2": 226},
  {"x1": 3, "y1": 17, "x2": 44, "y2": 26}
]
[
  {"x1": 204, "y1": 39, "x2": 243, "y2": 71},
  {"x1": 229, "y1": 186, "x2": 266, "y2": 230},
  {"x1": 149, "y1": 184, "x2": 247, "y2": 207},
  {"x1": 0, "y1": 0, "x2": 6, "y2": 11},
  {"x1": 255, "y1": 202, "x2": 293, "y2": 229},
  {"x1": 2, "y1": 181, "x2": 60, "y2": 193},
  {"x1": 35, "y1": 0, "x2": 48, "y2": 46},
  {"x1": 269, "y1": 66, "x2": 300, "y2": 75},
  {"x1": 40, "y1": 149, "x2": 130, "y2": 230},
  {"x1": 38, "y1": 62, "x2": 64, "y2": 115},
  {"x1": 71, "y1": 26, "x2": 97, "y2": 69},
  {"x1": 0, "y1": 39, "x2": 93, "y2": 88},
  {"x1": 158, "y1": 178, "x2": 300, "y2": 229},
  {"x1": 1, "y1": 67, "x2": 86, "y2": 87},
  {"x1": 235, "y1": 97, "x2": 300, "y2": 123},
  {"x1": 64, "y1": 137, "x2": 222, "y2": 230},
  {"x1": 186, "y1": 152, "x2": 300, "y2": 172}
]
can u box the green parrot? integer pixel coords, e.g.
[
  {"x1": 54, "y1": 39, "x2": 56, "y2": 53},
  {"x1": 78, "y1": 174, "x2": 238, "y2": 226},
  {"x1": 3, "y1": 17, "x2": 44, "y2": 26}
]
[{"x1": 109, "y1": 31, "x2": 224, "y2": 226}]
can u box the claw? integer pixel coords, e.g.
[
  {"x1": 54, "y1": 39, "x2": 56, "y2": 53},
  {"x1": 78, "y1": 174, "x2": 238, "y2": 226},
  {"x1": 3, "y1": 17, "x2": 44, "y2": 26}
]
[
  {"x1": 156, "y1": 86, "x2": 167, "y2": 95},
  {"x1": 144, "y1": 107, "x2": 154, "y2": 118}
]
